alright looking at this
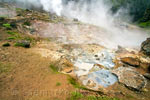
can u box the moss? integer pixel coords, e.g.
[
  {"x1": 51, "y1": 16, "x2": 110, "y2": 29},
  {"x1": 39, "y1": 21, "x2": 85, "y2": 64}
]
[
  {"x1": 14, "y1": 41, "x2": 30, "y2": 48},
  {"x1": 7, "y1": 36, "x2": 17, "y2": 40},
  {"x1": 2, "y1": 43, "x2": 10, "y2": 47},
  {"x1": 68, "y1": 76, "x2": 86, "y2": 89},
  {"x1": 23, "y1": 37, "x2": 34, "y2": 42},
  {"x1": 86, "y1": 96, "x2": 120, "y2": 100},
  {"x1": 69, "y1": 91, "x2": 84, "y2": 100},
  {"x1": 7, "y1": 31, "x2": 17, "y2": 35},
  {"x1": 49, "y1": 64, "x2": 59, "y2": 73},
  {"x1": 56, "y1": 82, "x2": 61, "y2": 86},
  {"x1": 68, "y1": 91, "x2": 120, "y2": 100}
]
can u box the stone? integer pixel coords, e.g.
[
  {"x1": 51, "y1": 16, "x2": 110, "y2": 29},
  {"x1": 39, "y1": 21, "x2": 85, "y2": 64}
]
[
  {"x1": 141, "y1": 38, "x2": 150, "y2": 56},
  {"x1": 144, "y1": 73, "x2": 150, "y2": 80},
  {"x1": 121, "y1": 56, "x2": 140, "y2": 67},
  {"x1": 115, "y1": 45, "x2": 129, "y2": 54},
  {"x1": 120, "y1": 53, "x2": 150, "y2": 70},
  {"x1": 112, "y1": 67, "x2": 147, "y2": 91},
  {"x1": 86, "y1": 80, "x2": 96, "y2": 88},
  {"x1": 57, "y1": 58, "x2": 74, "y2": 75}
]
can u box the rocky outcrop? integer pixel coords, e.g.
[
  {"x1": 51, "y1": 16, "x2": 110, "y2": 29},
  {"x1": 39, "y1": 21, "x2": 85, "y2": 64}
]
[
  {"x1": 112, "y1": 67, "x2": 147, "y2": 91},
  {"x1": 141, "y1": 38, "x2": 150, "y2": 56},
  {"x1": 120, "y1": 53, "x2": 150, "y2": 71}
]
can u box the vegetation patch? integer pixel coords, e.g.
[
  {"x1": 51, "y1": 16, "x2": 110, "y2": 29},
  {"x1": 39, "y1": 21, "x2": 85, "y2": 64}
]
[
  {"x1": 56, "y1": 82, "x2": 61, "y2": 86},
  {"x1": 138, "y1": 21, "x2": 150, "y2": 28},
  {"x1": 49, "y1": 64, "x2": 59, "y2": 74},
  {"x1": 68, "y1": 76, "x2": 86, "y2": 89},
  {"x1": 7, "y1": 36, "x2": 17, "y2": 40},
  {"x1": 2, "y1": 43, "x2": 10, "y2": 47},
  {"x1": 23, "y1": 21, "x2": 31, "y2": 26},
  {"x1": 3, "y1": 23, "x2": 12, "y2": 29},
  {"x1": 7, "y1": 31, "x2": 18, "y2": 35},
  {"x1": 68, "y1": 91, "x2": 120, "y2": 100},
  {"x1": 14, "y1": 40, "x2": 30, "y2": 48},
  {"x1": 0, "y1": 62, "x2": 12, "y2": 74},
  {"x1": 86, "y1": 96, "x2": 120, "y2": 100},
  {"x1": 69, "y1": 91, "x2": 84, "y2": 100}
]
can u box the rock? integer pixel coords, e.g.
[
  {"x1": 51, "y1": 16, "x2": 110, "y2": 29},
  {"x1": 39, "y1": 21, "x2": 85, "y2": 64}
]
[
  {"x1": 57, "y1": 58, "x2": 74, "y2": 75},
  {"x1": 144, "y1": 73, "x2": 150, "y2": 80},
  {"x1": 120, "y1": 53, "x2": 150, "y2": 70},
  {"x1": 0, "y1": 17, "x2": 5, "y2": 21},
  {"x1": 86, "y1": 80, "x2": 96, "y2": 88},
  {"x1": 141, "y1": 38, "x2": 150, "y2": 56},
  {"x1": 120, "y1": 55, "x2": 140, "y2": 67},
  {"x1": 112, "y1": 67, "x2": 147, "y2": 91},
  {"x1": 115, "y1": 45, "x2": 129, "y2": 54},
  {"x1": 73, "y1": 18, "x2": 78, "y2": 22}
]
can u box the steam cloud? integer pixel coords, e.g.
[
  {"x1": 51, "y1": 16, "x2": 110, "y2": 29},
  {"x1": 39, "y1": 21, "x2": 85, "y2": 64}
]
[{"x1": 0, "y1": 0, "x2": 149, "y2": 48}]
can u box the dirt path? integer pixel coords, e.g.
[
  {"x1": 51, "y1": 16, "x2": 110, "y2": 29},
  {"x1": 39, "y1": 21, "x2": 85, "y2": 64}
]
[{"x1": 0, "y1": 44, "x2": 75, "y2": 100}]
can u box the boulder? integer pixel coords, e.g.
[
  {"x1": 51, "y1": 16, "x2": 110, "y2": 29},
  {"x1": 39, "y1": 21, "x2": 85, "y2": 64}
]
[
  {"x1": 141, "y1": 38, "x2": 150, "y2": 56},
  {"x1": 120, "y1": 53, "x2": 150, "y2": 70},
  {"x1": 112, "y1": 67, "x2": 147, "y2": 91},
  {"x1": 121, "y1": 56, "x2": 140, "y2": 67},
  {"x1": 144, "y1": 73, "x2": 150, "y2": 80},
  {"x1": 57, "y1": 58, "x2": 74, "y2": 75}
]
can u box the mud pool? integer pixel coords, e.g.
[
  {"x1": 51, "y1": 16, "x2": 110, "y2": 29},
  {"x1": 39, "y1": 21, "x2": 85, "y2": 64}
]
[{"x1": 72, "y1": 49, "x2": 118, "y2": 89}]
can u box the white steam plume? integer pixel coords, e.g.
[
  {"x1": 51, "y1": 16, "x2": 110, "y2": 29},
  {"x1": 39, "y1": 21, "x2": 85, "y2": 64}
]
[{"x1": 0, "y1": 0, "x2": 149, "y2": 48}]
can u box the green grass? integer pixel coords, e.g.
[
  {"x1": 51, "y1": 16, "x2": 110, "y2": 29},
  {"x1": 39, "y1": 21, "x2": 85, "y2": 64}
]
[
  {"x1": 87, "y1": 96, "x2": 120, "y2": 100},
  {"x1": 7, "y1": 36, "x2": 17, "y2": 40},
  {"x1": 14, "y1": 42, "x2": 30, "y2": 48},
  {"x1": 138, "y1": 21, "x2": 150, "y2": 28},
  {"x1": 23, "y1": 37, "x2": 34, "y2": 42},
  {"x1": 7, "y1": 31, "x2": 17, "y2": 35},
  {"x1": 68, "y1": 76, "x2": 86, "y2": 89},
  {"x1": 69, "y1": 91, "x2": 84, "y2": 100},
  {"x1": 0, "y1": 62, "x2": 11, "y2": 74},
  {"x1": 49, "y1": 64, "x2": 59, "y2": 73},
  {"x1": 56, "y1": 82, "x2": 61, "y2": 86},
  {"x1": 68, "y1": 92, "x2": 120, "y2": 100},
  {"x1": 3, "y1": 23, "x2": 12, "y2": 29}
]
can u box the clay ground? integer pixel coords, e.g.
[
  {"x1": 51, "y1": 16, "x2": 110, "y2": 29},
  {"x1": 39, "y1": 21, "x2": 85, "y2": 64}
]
[{"x1": 0, "y1": 43, "x2": 76, "y2": 100}]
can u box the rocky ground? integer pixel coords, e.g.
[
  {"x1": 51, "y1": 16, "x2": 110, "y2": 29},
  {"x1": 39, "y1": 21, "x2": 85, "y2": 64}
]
[{"x1": 0, "y1": 2, "x2": 150, "y2": 100}]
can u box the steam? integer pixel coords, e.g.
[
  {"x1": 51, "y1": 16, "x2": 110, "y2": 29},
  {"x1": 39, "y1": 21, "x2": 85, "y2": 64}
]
[
  {"x1": 40, "y1": 0, "x2": 62, "y2": 16},
  {"x1": 0, "y1": 0, "x2": 149, "y2": 48}
]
